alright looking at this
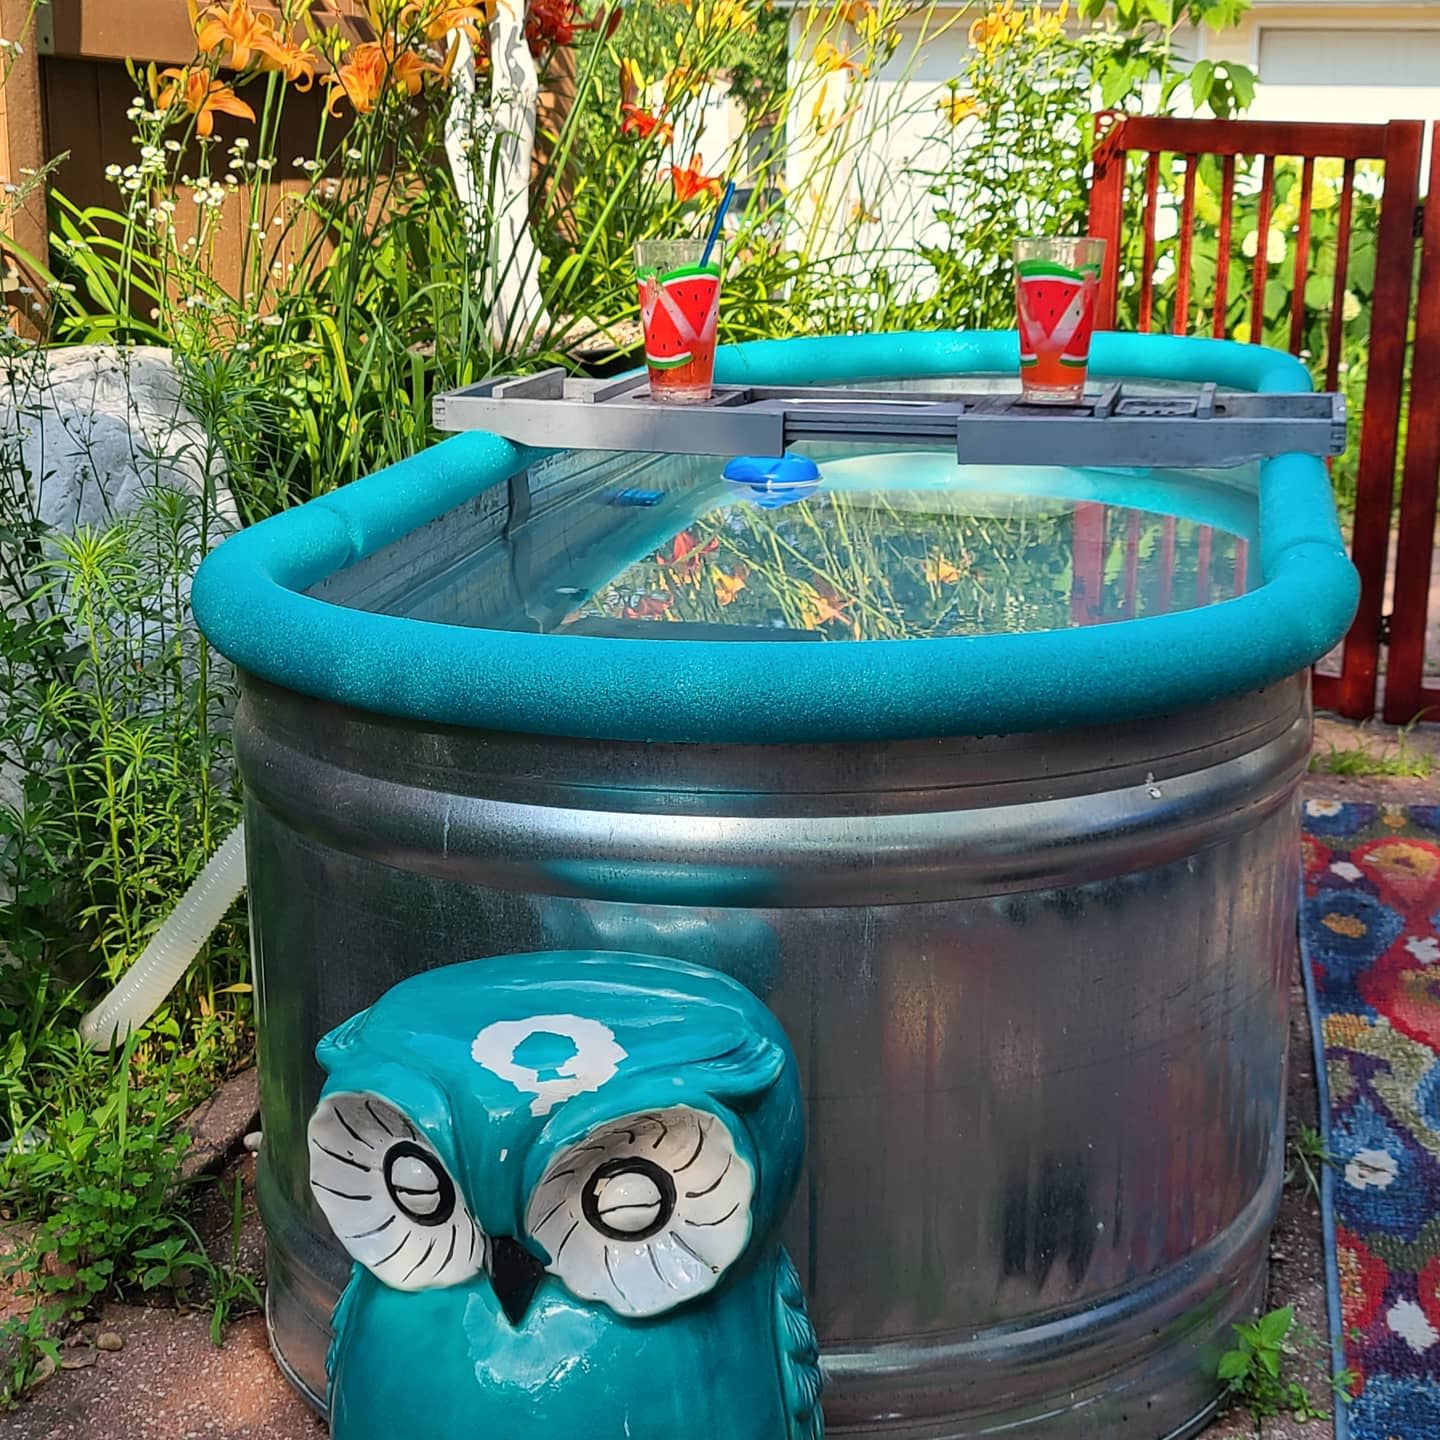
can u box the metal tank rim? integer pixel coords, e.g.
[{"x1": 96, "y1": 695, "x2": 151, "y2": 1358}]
[{"x1": 192, "y1": 330, "x2": 1359, "y2": 744}]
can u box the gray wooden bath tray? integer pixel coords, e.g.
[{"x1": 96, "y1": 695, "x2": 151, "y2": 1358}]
[{"x1": 433, "y1": 368, "x2": 1347, "y2": 468}]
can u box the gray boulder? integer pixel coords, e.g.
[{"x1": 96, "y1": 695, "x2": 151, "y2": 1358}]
[
  {"x1": 0, "y1": 344, "x2": 236, "y2": 533},
  {"x1": 0, "y1": 344, "x2": 237, "y2": 904}
]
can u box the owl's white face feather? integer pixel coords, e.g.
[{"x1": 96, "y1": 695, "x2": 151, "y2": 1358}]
[
  {"x1": 309, "y1": 1093, "x2": 487, "y2": 1293},
  {"x1": 311, "y1": 1093, "x2": 754, "y2": 1320},
  {"x1": 526, "y1": 1106, "x2": 754, "y2": 1318}
]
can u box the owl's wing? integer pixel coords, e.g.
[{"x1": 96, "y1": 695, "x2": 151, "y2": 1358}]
[
  {"x1": 773, "y1": 1247, "x2": 825, "y2": 1440},
  {"x1": 325, "y1": 1263, "x2": 366, "y2": 1397}
]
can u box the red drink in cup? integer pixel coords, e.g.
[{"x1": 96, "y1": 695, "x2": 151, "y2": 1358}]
[
  {"x1": 636, "y1": 239, "x2": 723, "y2": 404},
  {"x1": 1015, "y1": 237, "x2": 1105, "y2": 405}
]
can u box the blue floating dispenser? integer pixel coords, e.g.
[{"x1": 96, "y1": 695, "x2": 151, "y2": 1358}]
[{"x1": 722, "y1": 453, "x2": 822, "y2": 510}]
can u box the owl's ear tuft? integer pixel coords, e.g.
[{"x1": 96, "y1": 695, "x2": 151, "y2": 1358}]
[
  {"x1": 315, "y1": 1007, "x2": 371, "y2": 1073},
  {"x1": 691, "y1": 1032, "x2": 787, "y2": 1103}
]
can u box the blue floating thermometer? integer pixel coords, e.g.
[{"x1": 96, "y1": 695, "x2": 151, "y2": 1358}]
[{"x1": 723, "y1": 453, "x2": 822, "y2": 510}]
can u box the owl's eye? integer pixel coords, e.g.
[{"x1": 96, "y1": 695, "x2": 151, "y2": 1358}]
[
  {"x1": 526, "y1": 1106, "x2": 753, "y2": 1319},
  {"x1": 309, "y1": 1092, "x2": 486, "y2": 1293},
  {"x1": 582, "y1": 1158, "x2": 675, "y2": 1239},
  {"x1": 384, "y1": 1143, "x2": 456, "y2": 1226}
]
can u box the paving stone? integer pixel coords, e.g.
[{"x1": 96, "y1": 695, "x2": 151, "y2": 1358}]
[{"x1": 180, "y1": 1069, "x2": 260, "y2": 1183}]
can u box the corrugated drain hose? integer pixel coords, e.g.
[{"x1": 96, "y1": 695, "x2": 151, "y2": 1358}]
[{"x1": 79, "y1": 823, "x2": 248, "y2": 1050}]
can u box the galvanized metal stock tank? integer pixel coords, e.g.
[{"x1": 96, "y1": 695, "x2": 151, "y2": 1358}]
[
  {"x1": 192, "y1": 331, "x2": 1361, "y2": 1440},
  {"x1": 241, "y1": 672, "x2": 1307, "y2": 1438}
]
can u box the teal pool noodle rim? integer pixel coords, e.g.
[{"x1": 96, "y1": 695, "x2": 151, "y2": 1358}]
[{"x1": 192, "y1": 330, "x2": 1359, "y2": 744}]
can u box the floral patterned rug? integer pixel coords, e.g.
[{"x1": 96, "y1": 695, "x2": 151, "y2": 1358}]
[{"x1": 1302, "y1": 800, "x2": 1440, "y2": 1438}]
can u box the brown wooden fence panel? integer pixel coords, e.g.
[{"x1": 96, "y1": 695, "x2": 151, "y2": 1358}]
[
  {"x1": 25, "y1": 1, "x2": 577, "y2": 309},
  {"x1": 1385, "y1": 126, "x2": 1440, "y2": 725},
  {"x1": 0, "y1": 0, "x2": 50, "y2": 294},
  {"x1": 1087, "y1": 114, "x2": 1424, "y2": 722}
]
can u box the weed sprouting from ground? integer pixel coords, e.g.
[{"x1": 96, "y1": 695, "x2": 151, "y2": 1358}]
[
  {"x1": 1217, "y1": 1305, "x2": 1345, "y2": 1422},
  {"x1": 1310, "y1": 742, "x2": 1435, "y2": 779},
  {"x1": 1286, "y1": 1123, "x2": 1335, "y2": 1201}
]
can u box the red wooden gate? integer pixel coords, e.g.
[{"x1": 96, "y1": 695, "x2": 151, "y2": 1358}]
[
  {"x1": 1386, "y1": 135, "x2": 1440, "y2": 724},
  {"x1": 1086, "y1": 114, "x2": 1424, "y2": 720}
]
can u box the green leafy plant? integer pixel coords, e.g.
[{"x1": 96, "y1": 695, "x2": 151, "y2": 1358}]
[
  {"x1": 0, "y1": 1306, "x2": 64, "y2": 1407},
  {"x1": 1217, "y1": 1305, "x2": 1329, "y2": 1421},
  {"x1": 6, "y1": 1043, "x2": 194, "y2": 1315},
  {"x1": 133, "y1": 1234, "x2": 209, "y2": 1300},
  {"x1": 1311, "y1": 740, "x2": 1435, "y2": 779},
  {"x1": 197, "y1": 1176, "x2": 263, "y2": 1344},
  {"x1": 902, "y1": 0, "x2": 1256, "y2": 333},
  {"x1": 1077, "y1": 0, "x2": 1255, "y2": 119},
  {"x1": 1286, "y1": 1123, "x2": 1336, "y2": 1199},
  {"x1": 133, "y1": 1181, "x2": 263, "y2": 1344}
]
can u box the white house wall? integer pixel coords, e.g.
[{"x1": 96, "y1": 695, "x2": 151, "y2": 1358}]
[
  {"x1": 1199, "y1": 6, "x2": 1440, "y2": 164},
  {"x1": 783, "y1": 7, "x2": 1173, "y2": 299},
  {"x1": 783, "y1": 1, "x2": 1440, "y2": 296}
]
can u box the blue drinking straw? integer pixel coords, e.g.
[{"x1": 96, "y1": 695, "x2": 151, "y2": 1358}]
[{"x1": 701, "y1": 181, "x2": 735, "y2": 268}]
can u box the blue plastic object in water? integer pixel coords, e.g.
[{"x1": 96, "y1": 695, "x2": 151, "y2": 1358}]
[
  {"x1": 723, "y1": 452, "x2": 823, "y2": 509},
  {"x1": 309, "y1": 951, "x2": 821, "y2": 1440}
]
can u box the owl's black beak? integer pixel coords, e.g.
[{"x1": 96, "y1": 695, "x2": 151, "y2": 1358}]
[{"x1": 489, "y1": 1235, "x2": 547, "y2": 1325}]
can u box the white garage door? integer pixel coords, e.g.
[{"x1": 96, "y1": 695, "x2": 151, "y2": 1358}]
[{"x1": 1259, "y1": 27, "x2": 1440, "y2": 88}]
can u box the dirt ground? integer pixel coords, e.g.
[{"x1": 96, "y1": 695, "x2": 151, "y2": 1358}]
[
  {"x1": 0, "y1": 1144, "x2": 322, "y2": 1440},
  {"x1": 3, "y1": 719, "x2": 1437, "y2": 1440}
]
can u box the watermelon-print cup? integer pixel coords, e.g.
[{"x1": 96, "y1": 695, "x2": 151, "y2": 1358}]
[
  {"x1": 636, "y1": 239, "x2": 723, "y2": 404},
  {"x1": 1015, "y1": 237, "x2": 1105, "y2": 405}
]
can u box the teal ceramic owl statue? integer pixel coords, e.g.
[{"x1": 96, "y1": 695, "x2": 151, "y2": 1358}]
[{"x1": 308, "y1": 949, "x2": 823, "y2": 1439}]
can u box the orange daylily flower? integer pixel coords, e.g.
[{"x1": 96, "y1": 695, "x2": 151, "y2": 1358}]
[
  {"x1": 403, "y1": 0, "x2": 492, "y2": 44},
  {"x1": 324, "y1": 39, "x2": 437, "y2": 116},
  {"x1": 713, "y1": 568, "x2": 748, "y2": 606},
  {"x1": 157, "y1": 67, "x2": 256, "y2": 138},
  {"x1": 526, "y1": 0, "x2": 618, "y2": 50},
  {"x1": 836, "y1": 0, "x2": 872, "y2": 22},
  {"x1": 937, "y1": 90, "x2": 980, "y2": 125},
  {"x1": 666, "y1": 66, "x2": 710, "y2": 99},
  {"x1": 813, "y1": 39, "x2": 861, "y2": 75},
  {"x1": 969, "y1": 0, "x2": 1026, "y2": 55},
  {"x1": 620, "y1": 56, "x2": 646, "y2": 108},
  {"x1": 1030, "y1": 0, "x2": 1070, "y2": 40},
  {"x1": 657, "y1": 532, "x2": 720, "y2": 584},
  {"x1": 670, "y1": 155, "x2": 724, "y2": 203},
  {"x1": 258, "y1": 36, "x2": 321, "y2": 90},
  {"x1": 689, "y1": 0, "x2": 757, "y2": 42},
  {"x1": 192, "y1": 0, "x2": 278, "y2": 69},
  {"x1": 621, "y1": 104, "x2": 674, "y2": 144},
  {"x1": 810, "y1": 95, "x2": 860, "y2": 136},
  {"x1": 802, "y1": 583, "x2": 852, "y2": 629},
  {"x1": 924, "y1": 553, "x2": 962, "y2": 586},
  {"x1": 623, "y1": 594, "x2": 675, "y2": 621}
]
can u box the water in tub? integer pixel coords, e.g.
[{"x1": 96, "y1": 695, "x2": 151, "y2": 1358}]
[{"x1": 313, "y1": 442, "x2": 1258, "y2": 641}]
